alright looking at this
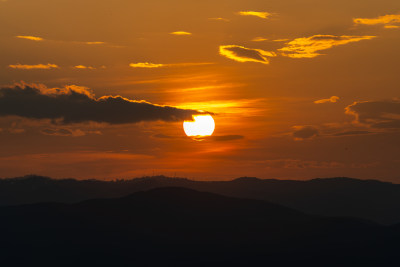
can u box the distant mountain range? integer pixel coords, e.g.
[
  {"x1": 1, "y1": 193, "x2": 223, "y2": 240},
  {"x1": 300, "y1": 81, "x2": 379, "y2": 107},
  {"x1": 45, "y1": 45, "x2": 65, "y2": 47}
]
[
  {"x1": 1, "y1": 175, "x2": 400, "y2": 224},
  {"x1": 1, "y1": 187, "x2": 399, "y2": 266}
]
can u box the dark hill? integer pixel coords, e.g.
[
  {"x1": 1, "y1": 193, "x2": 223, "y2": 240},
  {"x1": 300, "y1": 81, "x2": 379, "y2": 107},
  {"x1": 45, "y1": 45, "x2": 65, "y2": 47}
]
[
  {"x1": 2, "y1": 175, "x2": 400, "y2": 224},
  {"x1": 1, "y1": 187, "x2": 399, "y2": 266}
]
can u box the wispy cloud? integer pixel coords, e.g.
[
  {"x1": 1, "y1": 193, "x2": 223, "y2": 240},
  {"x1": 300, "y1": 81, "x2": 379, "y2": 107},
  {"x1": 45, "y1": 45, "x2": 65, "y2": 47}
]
[
  {"x1": 219, "y1": 45, "x2": 276, "y2": 64},
  {"x1": 251, "y1": 37, "x2": 268, "y2": 42},
  {"x1": 16, "y1": 35, "x2": 44, "y2": 41},
  {"x1": 129, "y1": 62, "x2": 213, "y2": 68},
  {"x1": 74, "y1": 65, "x2": 96, "y2": 70},
  {"x1": 237, "y1": 11, "x2": 271, "y2": 19},
  {"x1": 84, "y1": 41, "x2": 106, "y2": 45},
  {"x1": 314, "y1": 96, "x2": 340, "y2": 104},
  {"x1": 8, "y1": 63, "x2": 59, "y2": 70},
  {"x1": 129, "y1": 62, "x2": 165, "y2": 68},
  {"x1": 354, "y1": 14, "x2": 400, "y2": 28},
  {"x1": 279, "y1": 35, "x2": 376, "y2": 58},
  {"x1": 170, "y1": 31, "x2": 192, "y2": 36}
]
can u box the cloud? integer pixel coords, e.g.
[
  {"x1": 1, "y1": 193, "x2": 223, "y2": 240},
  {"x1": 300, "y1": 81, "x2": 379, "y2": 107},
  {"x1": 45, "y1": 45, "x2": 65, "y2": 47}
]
[
  {"x1": 170, "y1": 31, "x2": 192, "y2": 36},
  {"x1": 16, "y1": 35, "x2": 44, "y2": 41},
  {"x1": 84, "y1": 41, "x2": 106, "y2": 45},
  {"x1": 219, "y1": 45, "x2": 276, "y2": 64},
  {"x1": 314, "y1": 96, "x2": 340, "y2": 104},
  {"x1": 129, "y1": 62, "x2": 164, "y2": 68},
  {"x1": 74, "y1": 65, "x2": 96, "y2": 70},
  {"x1": 292, "y1": 125, "x2": 319, "y2": 140},
  {"x1": 129, "y1": 62, "x2": 213, "y2": 68},
  {"x1": 0, "y1": 84, "x2": 204, "y2": 125},
  {"x1": 353, "y1": 14, "x2": 400, "y2": 28},
  {"x1": 279, "y1": 35, "x2": 376, "y2": 58},
  {"x1": 346, "y1": 100, "x2": 400, "y2": 129},
  {"x1": 251, "y1": 37, "x2": 268, "y2": 42},
  {"x1": 8, "y1": 63, "x2": 59, "y2": 70},
  {"x1": 237, "y1": 11, "x2": 271, "y2": 19}
]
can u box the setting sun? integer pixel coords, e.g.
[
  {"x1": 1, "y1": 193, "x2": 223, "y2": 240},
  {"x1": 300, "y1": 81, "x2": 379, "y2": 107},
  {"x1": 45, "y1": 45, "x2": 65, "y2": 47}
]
[{"x1": 183, "y1": 114, "x2": 215, "y2": 137}]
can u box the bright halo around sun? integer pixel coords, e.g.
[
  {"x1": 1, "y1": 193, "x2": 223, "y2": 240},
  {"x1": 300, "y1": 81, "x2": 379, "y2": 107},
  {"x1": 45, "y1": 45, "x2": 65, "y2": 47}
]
[{"x1": 183, "y1": 114, "x2": 215, "y2": 138}]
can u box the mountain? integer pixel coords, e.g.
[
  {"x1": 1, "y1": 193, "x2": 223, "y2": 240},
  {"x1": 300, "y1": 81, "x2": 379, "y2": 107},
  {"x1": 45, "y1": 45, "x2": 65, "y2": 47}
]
[
  {"x1": 2, "y1": 175, "x2": 400, "y2": 224},
  {"x1": 0, "y1": 187, "x2": 398, "y2": 266}
]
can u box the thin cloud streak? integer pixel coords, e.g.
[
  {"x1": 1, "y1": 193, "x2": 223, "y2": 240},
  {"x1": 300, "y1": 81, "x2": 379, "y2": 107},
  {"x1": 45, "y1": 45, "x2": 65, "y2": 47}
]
[
  {"x1": 16, "y1": 35, "x2": 44, "y2": 41},
  {"x1": 314, "y1": 96, "x2": 340, "y2": 104},
  {"x1": 129, "y1": 62, "x2": 213, "y2": 68},
  {"x1": 8, "y1": 63, "x2": 59, "y2": 70}
]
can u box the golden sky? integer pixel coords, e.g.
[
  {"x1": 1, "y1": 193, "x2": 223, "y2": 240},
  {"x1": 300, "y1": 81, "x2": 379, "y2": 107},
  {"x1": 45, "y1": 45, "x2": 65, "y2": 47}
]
[{"x1": 0, "y1": 0, "x2": 400, "y2": 181}]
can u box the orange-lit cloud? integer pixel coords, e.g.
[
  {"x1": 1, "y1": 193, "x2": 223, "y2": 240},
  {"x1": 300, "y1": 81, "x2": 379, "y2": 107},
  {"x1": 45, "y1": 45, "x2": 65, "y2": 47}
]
[
  {"x1": 129, "y1": 62, "x2": 165, "y2": 68},
  {"x1": 237, "y1": 11, "x2": 271, "y2": 19},
  {"x1": 84, "y1": 41, "x2": 106, "y2": 45},
  {"x1": 353, "y1": 14, "x2": 400, "y2": 28},
  {"x1": 74, "y1": 65, "x2": 96, "y2": 69},
  {"x1": 279, "y1": 35, "x2": 376, "y2": 58},
  {"x1": 251, "y1": 37, "x2": 268, "y2": 42},
  {"x1": 16, "y1": 35, "x2": 44, "y2": 41},
  {"x1": 219, "y1": 45, "x2": 276, "y2": 64},
  {"x1": 314, "y1": 96, "x2": 340, "y2": 104},
  {"x1": 129, "y1": 62, "x2": 213, "y2": 68},
  {"x1": 384, "y1": 25, "x2": 400, "y2": 29},
  {"x1": 170, "y1": 31, "x2": 192, "y2": 35},
  {"x1": 8, "y1": 63, "x2": 59, "y2": 69}
]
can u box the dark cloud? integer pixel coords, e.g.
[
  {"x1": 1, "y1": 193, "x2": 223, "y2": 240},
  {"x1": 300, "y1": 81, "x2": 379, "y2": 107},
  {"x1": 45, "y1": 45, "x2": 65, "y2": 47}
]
[
  {"x1": 0, "y1": 85, "x2": 203, "y2": 124},
  {"x1": 212, "y1": 135, "x2": 244, "y2": 141},
  {"x1": 346, "y1": 100, "x2": 400, "y2": 129},
  {"x1": 292, "y1": 126, "x2": 319, "y2": 140}
]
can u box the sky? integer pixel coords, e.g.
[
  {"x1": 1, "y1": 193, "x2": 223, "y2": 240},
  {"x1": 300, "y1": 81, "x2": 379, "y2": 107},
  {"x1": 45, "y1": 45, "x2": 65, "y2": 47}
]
[{"x1": 0, "y1": 0, "x2": 399, "y2": 181}]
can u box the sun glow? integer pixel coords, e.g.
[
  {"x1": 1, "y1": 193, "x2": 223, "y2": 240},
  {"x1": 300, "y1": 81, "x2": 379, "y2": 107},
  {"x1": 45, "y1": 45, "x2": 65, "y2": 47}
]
[{"x1": 183, "y1": 115, "x2": 215, "y2": 137}]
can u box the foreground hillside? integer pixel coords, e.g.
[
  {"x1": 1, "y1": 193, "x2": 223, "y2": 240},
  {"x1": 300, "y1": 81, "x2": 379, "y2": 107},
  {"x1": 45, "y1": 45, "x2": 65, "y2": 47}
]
[
  {"x1": 1, "y1": 187, "x2": 399, "y2": 266},
  {"x1": 1, "y1": 175, "x2": 400, "y2": 224}
]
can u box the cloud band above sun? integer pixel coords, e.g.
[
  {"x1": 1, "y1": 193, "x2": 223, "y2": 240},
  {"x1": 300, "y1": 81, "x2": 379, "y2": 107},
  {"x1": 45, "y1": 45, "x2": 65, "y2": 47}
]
[
  {"x1": 219, "y1": 45, "x2": 276, "y2": 64},
  {"x1": 0, "y1": 84, "x2": 205, "y2": 124}
]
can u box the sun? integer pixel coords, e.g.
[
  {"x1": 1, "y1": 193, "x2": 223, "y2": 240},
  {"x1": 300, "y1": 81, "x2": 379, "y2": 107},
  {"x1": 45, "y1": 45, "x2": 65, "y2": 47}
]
[{"x1": 183, "y1": 114, "x2": 215, "y2": 137}]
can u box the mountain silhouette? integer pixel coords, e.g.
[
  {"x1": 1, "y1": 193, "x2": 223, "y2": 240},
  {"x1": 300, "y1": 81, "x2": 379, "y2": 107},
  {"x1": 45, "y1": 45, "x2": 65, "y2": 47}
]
[
  {"x1": 1, "y1": 175, "x2": 400, "y2": 224},
  {"x1": 1, "y1": 187, "x2": 399, "y2": 266}
]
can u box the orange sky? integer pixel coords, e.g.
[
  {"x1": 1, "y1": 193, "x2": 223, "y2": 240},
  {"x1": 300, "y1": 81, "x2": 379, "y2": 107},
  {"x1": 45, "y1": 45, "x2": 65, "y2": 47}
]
[{"x1": 0, "y1": 0, "x2": 400, "y2": 181}]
